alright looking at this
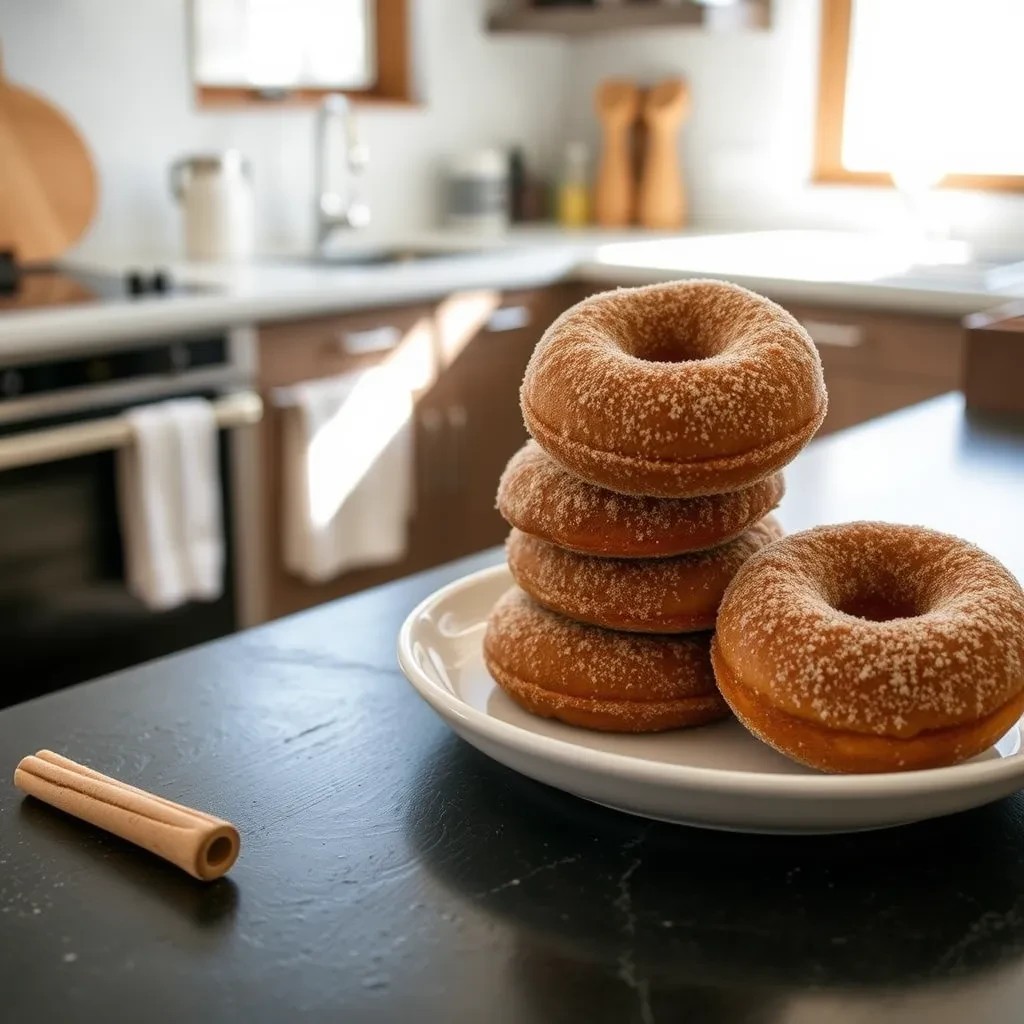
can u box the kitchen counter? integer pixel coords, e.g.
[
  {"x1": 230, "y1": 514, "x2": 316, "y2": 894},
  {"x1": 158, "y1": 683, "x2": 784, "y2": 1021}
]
[
  {"x1": 3, "y1": 394, "x2": 1024, "y2": 1023},
  {"x1": 2, "y1": 227, "x2": 1022, "y2": 361}
]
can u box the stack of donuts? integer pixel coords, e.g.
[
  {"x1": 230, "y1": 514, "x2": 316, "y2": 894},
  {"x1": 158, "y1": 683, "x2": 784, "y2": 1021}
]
[{"x1": 484, "y1": 280, "x2": 828, "y2": 734}]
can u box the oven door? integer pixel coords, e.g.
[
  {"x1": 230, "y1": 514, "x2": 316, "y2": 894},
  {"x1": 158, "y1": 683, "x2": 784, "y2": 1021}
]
[{"x1": 0, "y1": 389, "x2": 261, "y2": 707}]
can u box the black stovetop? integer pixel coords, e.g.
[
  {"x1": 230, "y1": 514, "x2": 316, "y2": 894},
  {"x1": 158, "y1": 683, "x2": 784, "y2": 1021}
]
[{"x1": 0, "y1": 253, "x2": 207, "y2": 312}]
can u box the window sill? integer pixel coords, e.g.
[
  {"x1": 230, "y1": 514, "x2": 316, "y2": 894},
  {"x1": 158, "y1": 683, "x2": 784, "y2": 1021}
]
[
  {"x1": 195, "y1": 86, "x2": 421, "y2": 110},
  {"x1": 813, "y1": 168, "x2": 1024, "y2": 194}
]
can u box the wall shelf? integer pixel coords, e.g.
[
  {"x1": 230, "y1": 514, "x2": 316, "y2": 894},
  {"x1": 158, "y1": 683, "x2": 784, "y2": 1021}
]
[{"x1": 487, "y1": 1, "x2": 771, "y2": 35}]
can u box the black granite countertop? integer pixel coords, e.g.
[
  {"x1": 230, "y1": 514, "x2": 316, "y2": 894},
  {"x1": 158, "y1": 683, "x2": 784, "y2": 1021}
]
[{"x1": 2, "y1": 394, "x2": 1024, "y2": 1024}]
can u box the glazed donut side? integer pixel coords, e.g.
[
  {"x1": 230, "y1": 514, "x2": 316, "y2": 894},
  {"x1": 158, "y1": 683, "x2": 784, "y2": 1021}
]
[
  {"x1": 497, "y1": 440, "x2": 785, "y2": 557},
  {"x1": 712, "y1": 522, "x2": 1024, "y2": 773},
  {"x1": 484, "y1": 588, "x2": 728, "y2": 733},
  {"x1": 506, "y1": 515, "x2": 783, "y2": 633},
  {"x1": 521, "y1": 280, "x2": 827, "y2": 497}
]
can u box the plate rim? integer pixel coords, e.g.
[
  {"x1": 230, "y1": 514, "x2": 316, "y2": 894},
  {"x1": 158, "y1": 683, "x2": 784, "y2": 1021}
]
[{"x1": 397, "y1": 563, "x2": 1024, "y2": 799}]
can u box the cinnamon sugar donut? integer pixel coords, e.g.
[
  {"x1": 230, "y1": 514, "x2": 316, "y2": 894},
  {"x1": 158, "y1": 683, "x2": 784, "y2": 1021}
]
[
  {"x1": 521, "y1": 280, "x2": 827, "y2": 497},
  {"x1": 484, "y1": 587, "x2": 728, "y2": 732},
  {"x1": 712, "y1": 522, "x2": 1024, "y2": 773},
  {"x1": 498, "y1": 440, "x2": 785, "y2": 558},
  {"x1": 507, "y1": 515, "x2": 782, "y2": 633}
]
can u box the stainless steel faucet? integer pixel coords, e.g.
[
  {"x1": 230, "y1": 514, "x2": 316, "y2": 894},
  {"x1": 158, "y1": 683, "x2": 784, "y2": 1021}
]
[{"x1": 314, "y1": 94, "x2": 370, "y2": 248}]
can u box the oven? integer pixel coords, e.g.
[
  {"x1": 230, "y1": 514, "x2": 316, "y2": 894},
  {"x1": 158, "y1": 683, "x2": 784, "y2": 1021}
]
[{"x1": 0, "y1": 329, "x2": 261, "y2": 707}]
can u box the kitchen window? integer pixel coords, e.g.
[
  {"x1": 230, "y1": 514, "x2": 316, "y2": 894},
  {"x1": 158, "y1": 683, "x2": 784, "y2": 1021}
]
[
  {"x1": 192, "y1": 0, "x2": 413, "y2": 107},
  {"x1": 814, "y1": 0, "x2": 1024, "y2": 191}
]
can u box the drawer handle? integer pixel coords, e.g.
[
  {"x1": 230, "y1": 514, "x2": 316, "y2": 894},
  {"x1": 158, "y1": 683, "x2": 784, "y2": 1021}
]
[
  {"x1": 419, "y1": 407, "x2": 443, "y2": 502},
  {"x1": 800, "y1": 320, "x2": 865, "y2": 348},
  {"x1": 335, "y1": 325, "x2": 402, "y2": 355},
  {"x1": 486, "y1": 305, "x2": 530, "y2": 333}
]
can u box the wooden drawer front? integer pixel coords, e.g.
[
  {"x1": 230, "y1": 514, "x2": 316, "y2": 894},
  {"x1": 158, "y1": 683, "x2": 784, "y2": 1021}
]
[
  {"x1": 819, "y1": 371, "x2": 951, "y2": 436},
  {"x1": 259, "y1": 304, "x2": 437, "y2": 389},
  {"x1": 785, "y1": 305, "x2": 963, "y2": 385},
  {"x1": 964, "y1": 319, "x2": 1024, "y2": 414},
  {"x1": 434, "y1": 286, "x2": 577, "y2": 371}
]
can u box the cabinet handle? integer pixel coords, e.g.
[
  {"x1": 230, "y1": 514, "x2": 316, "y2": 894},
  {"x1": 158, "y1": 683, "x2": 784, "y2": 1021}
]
[
  {"x1": 334, "y1": 324, "x2": 402, "y2": 355},
  {"x1": 486, "y1": 305, "x2": 531, "y2": 333},
  {"x1": 420, "y1": 407, "x2": 443, "y2": 502},
  {"x1": 800, "y1": 319, "x2": 865, "y2": 348},
  {"x1": 446, "y1": 403, "x2": 467, "y2": 495}
]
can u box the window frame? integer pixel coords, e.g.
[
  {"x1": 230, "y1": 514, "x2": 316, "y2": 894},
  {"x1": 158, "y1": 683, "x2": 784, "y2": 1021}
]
[
  {"x1": 194, "y1": 0, "x2": 415, "y2": 108},
  {"x1": 813, "y1": 0, "x2": 1024, "y2": 192}
]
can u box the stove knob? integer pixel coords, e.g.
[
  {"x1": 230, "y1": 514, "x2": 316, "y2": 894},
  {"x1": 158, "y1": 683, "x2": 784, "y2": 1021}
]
[
  {"x1": 170, "y1": 343, "x2": 190, "y2": 372},
  {"x1": 126, "y1": 270, "x2": 146, "y2": 296},
  {"x1": 1, "y1": 369, "x2": 23, "y2": 398},
  {"x1": 151, "y1": 269, "x2": 172, "y2": 293}
]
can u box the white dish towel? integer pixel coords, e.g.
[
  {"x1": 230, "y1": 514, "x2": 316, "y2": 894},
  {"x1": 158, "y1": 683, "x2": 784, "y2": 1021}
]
[
  {"x1": 281, "y1": 367, "x2": 414, "y2": 584},
  {"x1": 117, "y1": 398, "x2": 224, "y2": 611}
]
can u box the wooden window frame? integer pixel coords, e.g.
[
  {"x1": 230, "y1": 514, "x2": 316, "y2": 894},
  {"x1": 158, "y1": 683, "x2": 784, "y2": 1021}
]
[
  {"x1": 813, "y1": 0, "x2": 1024, "y2": 192},
  {"x1": 195, "y1": 0, "x2": 415, "y2": 109}
]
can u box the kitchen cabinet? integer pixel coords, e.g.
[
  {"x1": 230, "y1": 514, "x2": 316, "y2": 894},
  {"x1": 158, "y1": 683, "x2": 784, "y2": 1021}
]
[
  {"x1": 962, "y1": 302, "x2": 1024, "y2": 415},
  {"x1": 254, "y1": 302, "x2": 439, "y2": 622},
  {"x1": 250, "y1": 282, "x2": 965, "y2": 623},
  {"x1": 253, "y1": 284, "x2": 584, "y2": 622},
  {"x1": 782, "y1": 304, "x2": 964, "y2": 435},
  {"x1": 429, "y1": 286, "x2": 583, "y2": 558}
]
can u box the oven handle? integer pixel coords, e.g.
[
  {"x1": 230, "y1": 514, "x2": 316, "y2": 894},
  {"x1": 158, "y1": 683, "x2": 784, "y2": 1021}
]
[{"x1": 0, "y1": 391, "x2": 263, "y2": 472}]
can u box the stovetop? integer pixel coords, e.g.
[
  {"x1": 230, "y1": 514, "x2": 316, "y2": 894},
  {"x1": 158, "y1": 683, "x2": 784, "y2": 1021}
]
[{"x1": 0, "y1": 254, "x2": 208, "y2": 313}]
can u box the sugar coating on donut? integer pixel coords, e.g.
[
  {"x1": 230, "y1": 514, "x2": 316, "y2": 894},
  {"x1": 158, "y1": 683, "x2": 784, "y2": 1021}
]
[
  {"x1": 507, "y1": 515, "x2": 783, "y2": 633},
  {"x1": 484, "y1": 587, "x2": 718, "y2": 702},
  {"x1": 496, "y1": 440, "x2": 784, "y2": 555},
  {"x1": 521, "y1": 280, "x2": 827, "y2": 467},
  {"x1": 715, "y1": 522, "x2": 1024, "y2": 737}
]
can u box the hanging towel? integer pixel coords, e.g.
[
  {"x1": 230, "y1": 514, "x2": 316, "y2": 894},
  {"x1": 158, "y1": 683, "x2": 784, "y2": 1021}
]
[
  {"x1": 281, "y1": 367, "x2": 413, "y2": 584},
  {"x1": 117, "y1": 399, "x2": 224, "y2": 611}
]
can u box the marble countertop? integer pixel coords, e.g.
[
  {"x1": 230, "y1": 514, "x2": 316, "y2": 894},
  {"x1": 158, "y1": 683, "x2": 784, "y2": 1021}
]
[
  {"x1": 2, "y1": 226, "x2": 1021, "y2": 361},
  {"x1": 3, "y1": 395, "x2": 1024, "y2": 1022}
]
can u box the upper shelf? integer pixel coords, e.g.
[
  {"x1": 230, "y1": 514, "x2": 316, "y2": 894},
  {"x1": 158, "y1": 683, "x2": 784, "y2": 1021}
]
[{"x1": 487, "y1": 1, "x2": 771, "y2": 35}]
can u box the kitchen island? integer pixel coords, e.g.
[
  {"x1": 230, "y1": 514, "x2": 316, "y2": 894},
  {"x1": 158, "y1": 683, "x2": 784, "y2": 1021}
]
[{"x1": 2, "y1": 395, "x2": 1024, "y2": 1024}]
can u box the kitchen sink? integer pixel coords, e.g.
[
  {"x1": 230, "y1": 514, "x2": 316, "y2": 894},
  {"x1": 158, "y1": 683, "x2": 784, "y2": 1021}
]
[{"x1": 296, "y1": 246, "x2": 487, "y2": 268}]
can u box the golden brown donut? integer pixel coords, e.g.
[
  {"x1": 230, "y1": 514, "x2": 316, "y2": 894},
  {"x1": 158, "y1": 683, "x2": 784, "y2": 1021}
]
[
  {"x1": 521, "y1": 280, "x2": 827, "y2": 497},
  {"x1": 712, "y1": 522, "x2": 1024, "y2": 773},
  {"x1": 497, "y1": 440, "x2": 785, "y2": 558},
  {"x1": 483, "y1": 587, "x2": 728, "y2": 732},
  {"x1": 506, "y1": 515, "x2": 782, "y2": 633}
]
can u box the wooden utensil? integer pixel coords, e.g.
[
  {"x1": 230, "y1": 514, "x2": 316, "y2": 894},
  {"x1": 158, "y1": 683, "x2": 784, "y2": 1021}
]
[
  {"x1": 637, "y1": 77, "x2": 691, "y2": 229},
  {"x1": 593, "y1": 78, "x2": 641, "y2": 228},
  {"x1": 14, "y1": 750, "x2": 240, "y2": 881},
  {"x1": 0, "y1": 51, "x2": 98, "y2": 263}
]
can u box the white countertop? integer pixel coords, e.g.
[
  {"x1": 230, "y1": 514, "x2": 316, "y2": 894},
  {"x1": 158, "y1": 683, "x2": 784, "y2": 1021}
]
[{"x1": 2, "y1": 227, "x2": 1021, "y2": 362}]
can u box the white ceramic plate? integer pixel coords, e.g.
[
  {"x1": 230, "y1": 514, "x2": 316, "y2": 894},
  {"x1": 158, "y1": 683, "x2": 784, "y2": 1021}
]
[{"x1": 398, "y1": 564, "x2": 1024, "y2": 834}]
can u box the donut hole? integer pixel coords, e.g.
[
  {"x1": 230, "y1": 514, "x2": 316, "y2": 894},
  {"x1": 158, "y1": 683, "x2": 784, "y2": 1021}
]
[
  {"x1": 617, "y1": 323, "x2": 728, "y2": 364},
  {"x1": 835, "y1": 592, "x2": 923, "y2": 622},
  {"x1": 607, "y1": 290, "x2": 735, "y2": 364}
]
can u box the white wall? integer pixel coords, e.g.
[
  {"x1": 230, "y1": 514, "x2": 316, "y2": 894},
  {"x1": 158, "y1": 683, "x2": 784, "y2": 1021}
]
[
  {"x1": 7, "y1": 0, "x2": 1022, "y2": 260},
  {"x1": 0, "y1": 0, "x2": 566, "y2": 258},
  {"x1": 562, "y1": 0, "x2": 1024, "y2": 251}
]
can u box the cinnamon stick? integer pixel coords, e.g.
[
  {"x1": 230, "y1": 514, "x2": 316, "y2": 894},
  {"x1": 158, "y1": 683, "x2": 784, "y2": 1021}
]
[{"x1": 13, "y1": 750, "x2": 240, "y2": 881}]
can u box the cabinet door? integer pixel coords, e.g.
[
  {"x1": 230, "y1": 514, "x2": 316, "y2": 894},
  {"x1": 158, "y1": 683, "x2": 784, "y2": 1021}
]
[
  {"x1": 256, "y1": 304, "x2": 438, "y2": 622},
  {"x1": 822, "y1": 371, "x2": 950, "y2": 436},
  {"x1": 784, "y1": 304, "x2": 963, "y2": 435},
  {"x1": 963, "y1": 304, "x2": 1024, "y2": 414},
  {"x1": 443, "y1": 286, "x2": 580, "y2": 558}
]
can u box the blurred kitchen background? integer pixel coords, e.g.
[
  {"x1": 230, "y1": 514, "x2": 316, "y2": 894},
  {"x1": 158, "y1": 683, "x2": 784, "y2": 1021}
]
[{"x1": 1, "y1": 0, "x2": 1022, "y2": 704}]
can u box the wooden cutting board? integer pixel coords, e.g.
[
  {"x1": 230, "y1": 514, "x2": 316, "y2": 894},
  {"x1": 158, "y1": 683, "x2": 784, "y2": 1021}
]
[{"x1": 0, "y1": 53, "x2": 97, "y2": 264}]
